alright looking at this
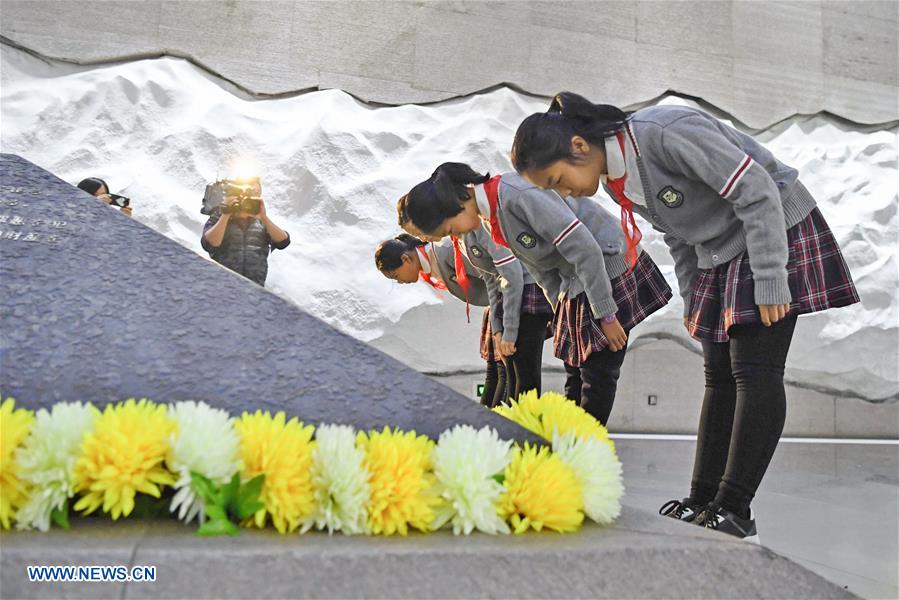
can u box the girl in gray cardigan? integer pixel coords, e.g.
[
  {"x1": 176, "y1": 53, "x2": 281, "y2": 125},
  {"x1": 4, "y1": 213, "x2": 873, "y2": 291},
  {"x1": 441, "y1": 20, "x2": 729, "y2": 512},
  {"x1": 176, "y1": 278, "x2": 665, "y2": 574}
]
[
  {"x1": 397, "y1": 206, "x2": 553, "y2": 404},
  {"x1": 447, "y1": 222, "x2": 553, "y2": 405},
  {"x1": 374, "y1": 233, "x2": 507, "y2": 407},
  {"x1": 397, "y1": 163, "x2": 671, "y2": 426},
  {"x1": 511, "y1": 92, "x2": 860, "y2": 541}
]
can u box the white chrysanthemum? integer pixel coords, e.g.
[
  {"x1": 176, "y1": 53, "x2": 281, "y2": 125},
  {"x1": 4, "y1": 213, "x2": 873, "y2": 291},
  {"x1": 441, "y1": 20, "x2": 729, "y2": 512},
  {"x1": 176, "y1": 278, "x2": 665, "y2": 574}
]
[
  {"x1": 302, "y1": 424, "x2": 370, "y2": 535},
  {"x1": 552, "y1": 430, "x2": 624, "y2": 525},
  {"x1": 167, "y1": 401, "x2": 242, "y2": 523},
  {"x1": 15, "y1": 402, "x2": 99, "y2": 531},
  {"x1": 431, "y1": 425, "x2": 512, "y2": 535}
]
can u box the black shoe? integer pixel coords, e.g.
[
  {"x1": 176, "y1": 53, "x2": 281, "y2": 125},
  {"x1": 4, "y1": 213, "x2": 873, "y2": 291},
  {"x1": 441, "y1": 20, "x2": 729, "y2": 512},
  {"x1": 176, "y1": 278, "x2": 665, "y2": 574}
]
[
  {"x1": 659, "y1": 498, "x2": 703, "y2": 523},
  {"x1": 695, "y1": 503, "x2": 759, "y2": 544}
]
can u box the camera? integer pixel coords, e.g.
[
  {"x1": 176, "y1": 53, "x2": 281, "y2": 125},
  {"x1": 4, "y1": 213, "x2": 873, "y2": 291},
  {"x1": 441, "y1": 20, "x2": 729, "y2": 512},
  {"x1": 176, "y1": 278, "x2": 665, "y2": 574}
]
[
  {"x1": 201, "y1": 177, "x2": 261, "y2": 216},
  {"x1": 107, "y1": 193, "x2": 130, "y2": 208},
  {"x1": 220, "y1": 191, "x2": 261, "y2": 215}
]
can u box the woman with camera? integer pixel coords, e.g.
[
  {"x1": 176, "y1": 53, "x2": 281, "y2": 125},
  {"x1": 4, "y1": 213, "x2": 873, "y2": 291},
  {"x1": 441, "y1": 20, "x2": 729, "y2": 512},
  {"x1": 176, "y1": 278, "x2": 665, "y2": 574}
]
[{"x1": 76, "y1": 177, "x2": 133, "y2": 217}]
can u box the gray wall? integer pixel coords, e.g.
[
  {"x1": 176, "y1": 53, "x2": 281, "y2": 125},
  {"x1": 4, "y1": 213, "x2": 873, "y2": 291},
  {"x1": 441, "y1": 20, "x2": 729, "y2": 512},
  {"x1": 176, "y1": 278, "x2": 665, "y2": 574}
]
[{"x1": 1, "y1": 0, "x2": 897, "y2": 128}]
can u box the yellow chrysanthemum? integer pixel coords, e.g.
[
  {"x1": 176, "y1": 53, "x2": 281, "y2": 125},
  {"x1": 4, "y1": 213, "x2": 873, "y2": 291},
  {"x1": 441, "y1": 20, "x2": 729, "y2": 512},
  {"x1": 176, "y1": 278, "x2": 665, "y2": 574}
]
[
  {"x1": 235, "y1": 410, "x2": 315, "y2": 534},
  {"x1": 499, "y1": 443, "x2": 584, "y2": 534},
  {"x1": 494, "y1": 390, "x2": 615, "y2": 452},
  {"x1": 0, "y1": 398, "x2": 35, "y2": 529},
  {"x1": 357, "y1": 427, "x2": 441, "y2": 536},
  {"x1": 73, "y1": 399, "x2": 176, "y2": 520}
]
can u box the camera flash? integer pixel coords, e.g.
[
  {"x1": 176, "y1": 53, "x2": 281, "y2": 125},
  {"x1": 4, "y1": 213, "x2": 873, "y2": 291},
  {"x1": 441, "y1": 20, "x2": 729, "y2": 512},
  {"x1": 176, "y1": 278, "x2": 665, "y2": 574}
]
[{"x1": 231, "y1": 158, "x2": 259, "y2": 182}]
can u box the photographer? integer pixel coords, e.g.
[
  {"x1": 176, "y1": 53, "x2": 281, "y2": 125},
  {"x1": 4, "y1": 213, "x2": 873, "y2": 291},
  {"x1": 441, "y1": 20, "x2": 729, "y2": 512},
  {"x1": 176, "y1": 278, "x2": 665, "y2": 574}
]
[
  {"x1": 200, "y1": 177, "x2": 290, "y2": 287},
  {"x1": 76, "y1": 177, "x2": 133, "y2": 216}
]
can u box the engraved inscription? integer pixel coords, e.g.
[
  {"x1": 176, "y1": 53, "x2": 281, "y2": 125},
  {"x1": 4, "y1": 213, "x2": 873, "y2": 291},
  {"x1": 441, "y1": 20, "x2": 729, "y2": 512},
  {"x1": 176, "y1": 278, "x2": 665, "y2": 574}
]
[{"x1": 0, "y1": 212, "x2": 68, "y2": 244}]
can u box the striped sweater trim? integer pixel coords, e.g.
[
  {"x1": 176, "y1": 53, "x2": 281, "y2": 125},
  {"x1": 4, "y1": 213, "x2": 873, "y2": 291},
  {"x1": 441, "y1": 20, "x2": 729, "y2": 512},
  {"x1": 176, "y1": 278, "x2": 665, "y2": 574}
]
[
  {"x1": 553, "y1": 219, "x2": 582, "y2": 246},
  {"x1": 493, "y1": 254, "x2": 518, "y2": 267},
  {"x1": 720, "y1": 155, "x2": 753, "y2": 198}
]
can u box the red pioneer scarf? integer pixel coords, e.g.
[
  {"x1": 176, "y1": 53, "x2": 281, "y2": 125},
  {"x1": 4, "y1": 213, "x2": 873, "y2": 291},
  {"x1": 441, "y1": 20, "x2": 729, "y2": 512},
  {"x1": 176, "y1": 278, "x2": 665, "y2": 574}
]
[
  {"x1": 605, "y1": 130, "x2": 642, "y2": 272},
  {"x1": 451, "y1": 236, "x2": 471, "y2": 322},
  {"x1": 415, "y1": 245, "x2": 447, "y2": 291},
  {"x1": 483, "y1": 175, "x2": 510, "y2": 249}
]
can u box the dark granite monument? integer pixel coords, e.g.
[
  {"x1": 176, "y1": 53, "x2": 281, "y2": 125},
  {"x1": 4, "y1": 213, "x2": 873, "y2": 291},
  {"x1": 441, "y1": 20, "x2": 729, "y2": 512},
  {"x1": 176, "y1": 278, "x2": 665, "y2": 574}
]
[{"x1": 0, "y1": 153, "x2": 539, "y2": 443}]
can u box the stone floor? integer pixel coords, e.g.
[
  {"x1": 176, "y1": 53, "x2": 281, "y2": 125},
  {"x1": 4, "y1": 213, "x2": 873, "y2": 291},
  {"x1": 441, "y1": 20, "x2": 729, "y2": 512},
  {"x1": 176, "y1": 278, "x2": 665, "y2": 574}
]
[{"x1": 615, "y1": 435, "x2": 899, "y2": 599}]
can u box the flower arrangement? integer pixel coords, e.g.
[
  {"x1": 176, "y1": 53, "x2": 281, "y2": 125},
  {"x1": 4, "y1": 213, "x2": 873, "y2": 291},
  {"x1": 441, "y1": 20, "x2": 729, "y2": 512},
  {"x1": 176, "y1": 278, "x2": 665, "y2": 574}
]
[{"x1": 0, "y1": 393, "x2": 624, "y2": 536}]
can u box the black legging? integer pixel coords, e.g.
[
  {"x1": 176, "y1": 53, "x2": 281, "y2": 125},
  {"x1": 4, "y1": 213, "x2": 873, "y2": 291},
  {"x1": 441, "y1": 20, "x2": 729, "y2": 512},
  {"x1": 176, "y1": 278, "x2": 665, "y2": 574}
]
[
  {"x1": 481, "y1": 360, "x2": 508, "y2": 408},
  {"x1": 499, "y1": 313, "x2": 550, "y2": 404},
  {"x1": 690, "y1": 315, "x2": 797, "y2": 518},
  {"x1": 512, "y1": 313, "x2": 552, "y2": 401},
  {"x1": 498, "y1": 357, "x2": 514, "y2": 407},
  {"x1": 564, "y1": 344, "x2": 628, "y2": 426},
  {"x1": 564, "y1": 363, "x2": 582, "y2": 402}
]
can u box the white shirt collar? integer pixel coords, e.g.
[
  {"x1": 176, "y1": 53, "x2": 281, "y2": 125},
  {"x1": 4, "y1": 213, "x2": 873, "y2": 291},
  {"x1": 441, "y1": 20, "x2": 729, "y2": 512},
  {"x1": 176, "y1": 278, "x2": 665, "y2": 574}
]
[
  {"x1": 474, "y1": 183, "x2": 491, "y2": 219},
  {"x1": 601, "y1": 135, "x2": 626, "y2": 182},
  {"x1": 600, "y1": 130, "x2": 646, "y2": 205},
  {"x1": 418, "y1": 243, "x2": 432, "y2": 275},
  {"x1": 428, "y1": 241, "x2": 453, "y2": 284}
]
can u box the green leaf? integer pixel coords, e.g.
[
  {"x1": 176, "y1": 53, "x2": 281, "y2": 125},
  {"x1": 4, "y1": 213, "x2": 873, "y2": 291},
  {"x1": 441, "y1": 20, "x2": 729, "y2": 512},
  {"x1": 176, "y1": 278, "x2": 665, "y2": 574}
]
[
  {"x1": 204, "y1": 504, "x2": 229, "y2": 523},
  {"x1": 235, "y1": 499, "x2": 264, "y2": 521},
  {"x1": 196, "y1": 503, "x2": 240, "y2": 537},
  {"x1": 190, "y1": 471, "x2": 221, "y2": 506},
  {"x1": 234, "y1": 474, "x2": 265, "y2": 520},
  {"x1": 189, "y1": 473, "x2": 267, "y2": 536},
  {"x1": 492, "y1": 473, "x2": 505, "y2": 485},
  {"x1": 220, "y1": 473, "x2": 240, "y2": 512},
  {"x1": 196, "y1": 518, "x2": 240, "y2": 537},
  {"x1": 51, "y1": 501, "x2": 70, "y2": 529},
  {"x1": 241, "y1": 474, "x2": 265, "y2": 501}
]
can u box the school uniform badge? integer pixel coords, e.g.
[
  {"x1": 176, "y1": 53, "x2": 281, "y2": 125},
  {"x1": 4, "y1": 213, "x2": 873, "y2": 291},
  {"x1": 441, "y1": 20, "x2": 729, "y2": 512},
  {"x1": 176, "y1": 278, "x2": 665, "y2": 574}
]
[
  {"x1": 470, "y1": 245, "x2": 483, "y2": 258},
  {"x1": 517, "y1": 232, "x2": 537, "y2": 248},
  {"x1": 657, "y1": 186, "x2": 684, "y2": 208}
]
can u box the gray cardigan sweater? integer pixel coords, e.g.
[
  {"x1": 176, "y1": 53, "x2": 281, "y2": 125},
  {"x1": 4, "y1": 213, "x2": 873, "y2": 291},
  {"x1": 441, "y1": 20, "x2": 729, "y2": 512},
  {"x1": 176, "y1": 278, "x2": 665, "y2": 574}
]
[
  {"x1": 428, "y1": 240, "x2": 490, "y2": 307},
  {"x1": 613, "y1": 105, "x2": 816, "y2": 313},
  {"x1": 461, "y1": 223, "x2": 536, "y2": 343},
  {"x1": 492, "y1": 172, "x2": 632, "y2": 320}
]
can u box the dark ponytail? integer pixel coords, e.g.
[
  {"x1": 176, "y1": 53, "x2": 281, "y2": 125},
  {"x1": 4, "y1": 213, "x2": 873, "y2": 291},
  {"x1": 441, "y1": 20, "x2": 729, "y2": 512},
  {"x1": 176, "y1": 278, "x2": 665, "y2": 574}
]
[
  {"x1": 396, "y1": 162, "x2": 489, "y2": 235},
  {"x1": 511, "y1": 91, "x2": 629, "y2": 173},
  {"x1": 374, "y1": 233, "x2": 426, "y2": 273}
]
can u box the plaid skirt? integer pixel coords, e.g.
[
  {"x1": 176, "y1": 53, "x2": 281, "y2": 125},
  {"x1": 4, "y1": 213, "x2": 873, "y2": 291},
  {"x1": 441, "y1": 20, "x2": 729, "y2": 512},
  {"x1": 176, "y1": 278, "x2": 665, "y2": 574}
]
[
  {"x1": 553, "y1": 251, "x2": 672, "y2": 367},
  {"x1": 487, "y1": 284, "x2": 554, "y2": 351},
  {"x1": 686, "y1": 207, "x2": 860, "y2": 343},
  {"x1": 494, "y1": 283, "x2": 553, "y2": 320},
  {"x1": 479, "y1": 307, "x2": 495, "y2": 362},
  {"x1": 521, "y1": 283, "x2": 554, "y2": 315}
]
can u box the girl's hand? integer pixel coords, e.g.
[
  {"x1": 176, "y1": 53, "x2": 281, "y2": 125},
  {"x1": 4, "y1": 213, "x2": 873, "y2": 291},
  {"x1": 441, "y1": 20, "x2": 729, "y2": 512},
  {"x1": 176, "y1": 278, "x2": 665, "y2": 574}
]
[
  {"x1": 499, "y1": 339, "x2": 517, "y2": 357},
  {"x1": 600, "y1": 317, "x2": 627, "y2": 352},
  {"x1": 493, "y1": 332, "x2": 516, "y2": 357},
  {"x1": 493, "y1": 332, "x2": 505, "y2": 360},
  {"x1": 758, "y1": 303, "x2": 790, "y2": 327},
  {"x1": 96, "y1": 193, "x2": 113, "y2": 205}
]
